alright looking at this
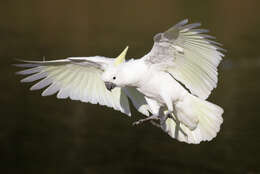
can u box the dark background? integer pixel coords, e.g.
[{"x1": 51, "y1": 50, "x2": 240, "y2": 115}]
[{"x1": 1, "y1": 0, "x2": 260, "y2": 173}]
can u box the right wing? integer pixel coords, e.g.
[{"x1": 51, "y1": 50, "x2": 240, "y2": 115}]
[{"x1": 15, "y1": 57, "x2": 131, "y2": 116}]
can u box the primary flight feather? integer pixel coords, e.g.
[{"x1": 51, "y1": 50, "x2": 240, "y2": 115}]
[{"x1": 15, "y1": 19, "x2": 224, "y2": 144}]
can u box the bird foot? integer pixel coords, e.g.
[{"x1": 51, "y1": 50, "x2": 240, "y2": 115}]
[
  {"x1": 150, "y1": 120, "x2": 161, "y2": 128},
  {"x1": 132, "y1": 115, "x2": 159, "y2": 126}
]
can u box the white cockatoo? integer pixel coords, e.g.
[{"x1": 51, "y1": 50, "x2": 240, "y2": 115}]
[{"x1": 15, "y1": 19, "x2": 224, "y2": 144}]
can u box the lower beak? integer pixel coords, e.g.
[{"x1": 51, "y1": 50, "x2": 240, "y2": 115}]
[{"x1": 105, "y1": 82, "x2": 116, "y2": 91}]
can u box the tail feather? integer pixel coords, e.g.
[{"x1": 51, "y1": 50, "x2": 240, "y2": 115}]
[{"x1": 162, "y1": 95, "x2": 223, "y2": 144}]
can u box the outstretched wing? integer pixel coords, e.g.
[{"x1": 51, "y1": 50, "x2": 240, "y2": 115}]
[
  {"x1": 15, "y1": 57, "x2": 131, "y2": 116},
  {"x1": 144, "y1": 19, "x2": 225, "y2": 99}
]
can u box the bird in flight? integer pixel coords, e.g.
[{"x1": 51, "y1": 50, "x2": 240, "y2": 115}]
[{"x1": 15, "y1": 19, "x2": 224, "y2": 144}]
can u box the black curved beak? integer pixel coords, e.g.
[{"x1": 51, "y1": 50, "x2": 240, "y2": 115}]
[{"x1": 104, "y1": 82, "x2": 116, "y2": 91}]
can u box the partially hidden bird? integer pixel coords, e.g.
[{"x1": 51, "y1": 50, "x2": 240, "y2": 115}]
[{"x1": 15, "y1": 19, "x2": 225, "y2": 144}]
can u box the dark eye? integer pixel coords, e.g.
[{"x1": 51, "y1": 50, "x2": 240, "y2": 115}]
[{"x1": 113, "y1": 76, "x2": 116, "y2": 80}]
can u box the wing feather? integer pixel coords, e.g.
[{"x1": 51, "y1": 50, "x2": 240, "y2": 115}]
[
  {"x1": 144, "y1": 19, "x2": 225, "y2": 99},
  {"x1": 15, "y1": 57, "x2": 131, "y2": 116}
]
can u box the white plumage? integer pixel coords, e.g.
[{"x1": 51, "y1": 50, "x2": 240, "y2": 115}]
[
  {"x1": 15, "y1": 19, "x2": 224, "y2": 144},
  {"x1": 16, "y1": 56, "x2": 145, "y2": 116},
  {"x1": 147, "y1": 19, "x2": 224, "y2": 99}
]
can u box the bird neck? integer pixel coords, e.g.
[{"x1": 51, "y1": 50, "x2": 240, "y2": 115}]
[{"x1": 122, "y1": 59, "x2": 147, "y2": 87}]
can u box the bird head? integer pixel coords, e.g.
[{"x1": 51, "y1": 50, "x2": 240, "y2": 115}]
[{"x1": 102, "y1": 46, "x2": 128, "y2": 91}]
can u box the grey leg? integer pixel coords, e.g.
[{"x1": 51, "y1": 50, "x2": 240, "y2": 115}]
[
  {"x1": 132, "y1": 115, "x2": 159, "y2": 126},
  {"x1": 150, "y1": 120, "x2": 161, "y2": 128}
]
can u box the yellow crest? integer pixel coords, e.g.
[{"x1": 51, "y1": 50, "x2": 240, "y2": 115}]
[{"x1": 114, "y1": 46, "x2": 128, "y2": 66}]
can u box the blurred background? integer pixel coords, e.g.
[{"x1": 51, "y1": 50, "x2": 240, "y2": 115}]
[{"x1": 1, "y1": 0, "x2": 260, "y2": 173}]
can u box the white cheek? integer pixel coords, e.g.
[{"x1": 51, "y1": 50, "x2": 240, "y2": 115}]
[{"x1": 114, "y1": 79, "x2": 124, "y2": 87}]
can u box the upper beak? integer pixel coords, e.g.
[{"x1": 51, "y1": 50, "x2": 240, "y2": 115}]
[{"x1": 104, "y1": 82, "x2": 116, "y2": 91}]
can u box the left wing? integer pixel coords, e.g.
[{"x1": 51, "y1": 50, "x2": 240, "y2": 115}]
[
  {"x1": 143, "y1": 19, "x2": 225, "y2": 99},
  {"x1": 15, "y1": 57, "x2": 131, "y2": 116}
]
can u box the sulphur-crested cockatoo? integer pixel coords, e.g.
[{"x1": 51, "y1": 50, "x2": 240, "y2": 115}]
[{"x1": 15, "y1": 19, "x2": 224, "y2": 144}]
